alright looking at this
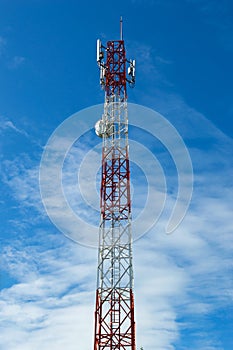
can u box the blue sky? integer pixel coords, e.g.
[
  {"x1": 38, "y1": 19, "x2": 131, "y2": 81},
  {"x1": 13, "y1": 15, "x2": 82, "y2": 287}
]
[{"x1": 0, "y1": 1, "x2": 233, "y2": 349}]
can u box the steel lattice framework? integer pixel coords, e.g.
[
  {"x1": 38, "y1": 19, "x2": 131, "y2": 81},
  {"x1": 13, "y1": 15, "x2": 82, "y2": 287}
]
[{"x1": 94, "y1": 24, "x2": 136, "y2": 350}]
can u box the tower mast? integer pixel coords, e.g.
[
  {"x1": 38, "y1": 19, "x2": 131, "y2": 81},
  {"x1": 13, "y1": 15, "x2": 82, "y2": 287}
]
[{"x1": 94, "y1": 20, "x2": 136, "y2": 350}]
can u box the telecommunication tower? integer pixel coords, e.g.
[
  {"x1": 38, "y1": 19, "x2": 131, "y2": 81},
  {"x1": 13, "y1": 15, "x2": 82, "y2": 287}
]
[{"x1": 94, "y1": 18, "x2": 136, "y2": 350}]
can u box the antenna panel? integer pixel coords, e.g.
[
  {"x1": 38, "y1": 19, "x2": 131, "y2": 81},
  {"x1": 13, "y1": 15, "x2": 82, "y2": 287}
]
[
  {"x1": 132, "y1": 60, "x2": 136, "y2": 78},
  {"x1": 97, "y1": 39, "x2": 102, "y2": 62}
]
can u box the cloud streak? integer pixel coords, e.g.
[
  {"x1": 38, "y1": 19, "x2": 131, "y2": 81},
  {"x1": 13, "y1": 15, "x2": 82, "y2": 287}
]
[{"x1": 0, "y1": 234, "x2": 97, "y2": 350}]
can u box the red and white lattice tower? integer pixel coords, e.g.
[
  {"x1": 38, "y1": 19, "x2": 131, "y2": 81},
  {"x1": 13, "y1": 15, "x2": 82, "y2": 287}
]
[{"x1": 94, "y1": 19, "x2": 136, "y2": 350}]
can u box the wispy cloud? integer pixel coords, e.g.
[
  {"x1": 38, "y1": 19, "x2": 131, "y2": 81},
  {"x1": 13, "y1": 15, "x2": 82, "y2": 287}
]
[
  {"x1": 0, "y1": 235, "x2": 96, "y2": 350},
  {"x1": 134, "y1": 190, "x2": 232, "y2": 349},
  {"x1": 4, "y1": 120, "x2": 21, "y2": 132},
  {"x1": 0, "y1": 116, "x2": 42, "y2": 156},
  {"x1": 0, "y1": 35, "x2": 25, "y2": 68},
  {"x1": 0, "y1": 36, "x2": 6, "y2": 56},
  {"x1": 7, "y1": 55, "x2": 25, "y2": 69},
  {"x1": 186, "y1": 0, "x2": 233, "y2": 51},
  {"x1": 0, "y1": 154, "x2": 45, "y2": 226},
  {"x1": 127, "y1": 41, "x2": 173, "y2": 88},
  {"x1": 0, "y1": 118, "x2": 29, "y2": 137}
]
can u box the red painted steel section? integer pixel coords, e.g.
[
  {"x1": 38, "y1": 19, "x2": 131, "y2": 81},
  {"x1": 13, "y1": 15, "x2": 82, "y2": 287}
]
[
  {"x1": 105, "y1": 41, "x2": 127, "y2": 98},
  {"x1": 101, "y1": 152, "x2": 131, "y2": 220},
  {"x1": 94, "y1": 289, "x2": 136, "y2": 350}
]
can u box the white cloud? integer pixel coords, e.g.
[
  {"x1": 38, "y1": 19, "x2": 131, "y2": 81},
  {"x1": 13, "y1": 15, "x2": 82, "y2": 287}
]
[
  {"x1": 127, "y1": 41, "x2": 173, "y2": 88},
  {"x1": 0, "y1": 118, "x2": 28, "y2": 137},
  {"x1": 0, "y1": 36, "x2": 25, "y2": 68},
  {"x1": 1, "y1": 156, "x2": 44, "y2": 218},
  {"x1": 0, "y1": 36, "x2": 6, "y2": 56},
  {"x1": 7, "y1": 56, "x2": 25, "y2": 69},
  {"x1": 186, "y1": 0, "x2": 233, "y2": 51},
  {"x1": 0, "y1": 236, "x2": 97, "y2": 350}
]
